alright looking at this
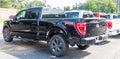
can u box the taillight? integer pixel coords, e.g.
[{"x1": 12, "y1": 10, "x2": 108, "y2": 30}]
[
  {"x1": 106, "y1": 22, "x2": 112, "y2": 29},
  {"x1": 96, "y1": 14, "x2": 100, "y2": 18},
  {"x1": 75, "y1": 22, "x2": 86, "y2": 35}
]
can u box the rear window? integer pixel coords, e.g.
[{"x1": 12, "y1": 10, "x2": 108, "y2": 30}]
[
  {"x1": 113, "y1": 15, "x2": 118, "y2": 19},
  {"x1": 42, "y1": 14, "x2": 66, "y2": 18},
  {"x1": 42, "y1": 7, "x2": 66, "y2": 18},
  {"x1": 83, "y1": 12, "x2": 94, "y2": 18},
  {"x1": 66, "y1": 12, "x2": 79, "y2": 18},
  {"x1": 100, "y1": 15, "x2": 107, "y2": 18},
  {"x1": 93, "y1": 14, "x2": 97, "y2": 17},
  {"x1": 83, "y1": 14, "x2": 94, "y2": 18}
]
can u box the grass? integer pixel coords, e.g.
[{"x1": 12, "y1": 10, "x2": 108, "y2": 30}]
[{"x1": 0, "y1": 18, "x2": 6, "y2": 23}]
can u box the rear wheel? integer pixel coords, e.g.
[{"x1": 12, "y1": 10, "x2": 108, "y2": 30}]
[
  {"x1": 3, "y1": 28, "x2": 13, "y2": 42},
  {"x1": 49, "y1": 34, "x2": 69, "y2": 57},
  {"x1": 77, "y1": 45, "x2": 89, "y2": 50}
]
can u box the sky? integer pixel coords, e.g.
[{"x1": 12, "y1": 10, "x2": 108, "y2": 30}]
[{"x1": 40, "y1": 0, "x2": 87, "y2": 9}]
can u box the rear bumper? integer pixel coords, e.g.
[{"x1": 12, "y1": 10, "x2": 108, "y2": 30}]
[
  {"x1": 106, "y1": 29, "x2": 120, "y2": 36},
  {"x1": 78, "y1": 35, "x2": 108, "y2": 45}
]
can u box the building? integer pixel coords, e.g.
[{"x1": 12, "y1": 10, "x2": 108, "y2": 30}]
[{"x1": 0, "y1": 8, "x2": 17, "y2": 19}]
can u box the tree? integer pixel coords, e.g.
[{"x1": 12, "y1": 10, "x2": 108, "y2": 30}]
[
  {"x1": 25, "y1": 0, "x2": 45, "y2": 8},
  {"x1": 0, "y1": 0, "x2": 45, "y2": 10},
  {"x1": 0, "y1": 0, "x2": 13, "y2": 8},
  {"x1": 72, "y1": 3, "x2": 79, "y2": 10},
  {"x1": 72, "y1": 3, "x2": 83, "y2": 10},
  {"x1": 82, "y1": 0, "x2": 116, "y2": 13},
  {"x1": 64, "y1": 6, "x2": 70, "y2": 11}
]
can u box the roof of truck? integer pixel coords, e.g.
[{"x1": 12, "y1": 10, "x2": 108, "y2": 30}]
[
  {"x1": 93, "y1": 12, "x2": 107, "y2": 15},
  {"x1": 65, "y1": 10, "x2": 92, "y2": 13},
  {"x1": 42, "y1": 7, "x2": 65, "y2": 15}
]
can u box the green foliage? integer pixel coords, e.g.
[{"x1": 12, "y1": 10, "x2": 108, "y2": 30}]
[
  {"x1": 83, "y1": 0, "x2": 116, "y2": 13},
  {"x1": 64, "y1": 6, "x2": 70, "y2": 11},
  {"x1": 0, "y1": 0, "x2": 45, "y2": 9},
  {"x1": 0, "y1": 0, "x2": 13, "y2": 8},
  {"x1": 64, "y1": 0, "x2": 116, "y2": 13}
]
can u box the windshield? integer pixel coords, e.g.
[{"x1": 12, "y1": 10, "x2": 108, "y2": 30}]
[{"x1": 66, "y1": 12, "x2": 79, "y2": 18}]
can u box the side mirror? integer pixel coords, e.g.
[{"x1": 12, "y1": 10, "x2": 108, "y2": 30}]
[{"x1": 9, "y1": 15, "x2": 14, "y2": 20}]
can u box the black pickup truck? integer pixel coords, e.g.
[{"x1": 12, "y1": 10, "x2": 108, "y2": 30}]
[{"x1": 3, "y1": 7, "x2": 108, "y2": 57}]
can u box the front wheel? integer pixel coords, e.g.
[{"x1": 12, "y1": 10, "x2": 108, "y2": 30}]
[
  {"x1": 49, "y1": 34, "x2": 69, "y2": 57},
  {"x1": 3, "y1": 28, "x2": 13, "y2": 42},
  {"x1": 77, "y1": 45, "x2": 89, "y2": 50}
]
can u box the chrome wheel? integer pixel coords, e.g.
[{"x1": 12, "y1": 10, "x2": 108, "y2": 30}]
[
  {"x1": 3, "y1": 28, "x2": 13, "y2": 42},
  {"x1": 51, "y1": 37, "x2": 63, "y2": 54},
  {"x1": 49, "y1": 35, "x2": 68, "y2": 57},
  {"x1": 3, "y1": 28, "x2": 9, "y2": 39}
]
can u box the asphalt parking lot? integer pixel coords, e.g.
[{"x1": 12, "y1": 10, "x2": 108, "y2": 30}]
[
  {"x1": 0, "y1": 35, "x2": 120, "y2": 59},
  {"x1": 0, "y1": 22, "x2": 120, "y2": 59}
]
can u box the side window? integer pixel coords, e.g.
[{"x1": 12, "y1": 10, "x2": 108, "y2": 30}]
[
  {"x1": 100, "y1": 15, "x2": 107, "y2": 19},
  {"x1": 28, "y1": 10, "x2": 39, "y2": 19},
  {"x1": 66, "y1": 12, "x2": 79, "y2": 18},
  {"x1": 113, "y1": 15, "x2": 118, "y2": 19},
  {"x1": 16, "y1": 10, "x2": 26, "y2": 20}
]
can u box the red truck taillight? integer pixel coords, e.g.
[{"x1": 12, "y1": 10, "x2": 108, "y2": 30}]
[
  {"x1": 75, "y1": 22, "x2": 86, "y2": 35},
  {"x1": 106, "y1": 22, "x2": 112, "y2": 29}
]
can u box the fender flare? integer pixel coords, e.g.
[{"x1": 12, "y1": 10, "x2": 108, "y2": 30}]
[{"x1": 47, "y1": 26, "x2": 68, "y2": 40}]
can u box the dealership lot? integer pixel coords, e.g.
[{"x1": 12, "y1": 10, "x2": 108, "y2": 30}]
[
  {"x1": 0, "y1": 0, "x2": 120, "y2": 59},
  {"x1": 0, "y1": 20, "x2": 120, "y2": 59},
  {"x1": 0, "y1": 35, "x2": 120, "y2": 59}
]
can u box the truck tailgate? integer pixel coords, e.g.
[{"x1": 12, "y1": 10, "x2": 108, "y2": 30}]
[{"x1": 84, "y1": 18, "x2": 106, "y2": 37}]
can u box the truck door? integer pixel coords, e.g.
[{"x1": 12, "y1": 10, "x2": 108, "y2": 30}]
[
  {"x1": 10, "y1": 10, "x2": 29, "y2": 34},
  {"x1": 25, "y1": 9, "x2": 40, "y2": 39},
  {"x1": 10, "y1": 9, "x2": 39, "y2": 39}
]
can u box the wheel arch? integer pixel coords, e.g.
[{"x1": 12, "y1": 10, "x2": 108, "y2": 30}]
[
  {"x1": 3, "y1": 25, "x2": 10, "y2": 32},
  {"x1": 47, "y1": 26, "x2": 68, "y2": 41}
]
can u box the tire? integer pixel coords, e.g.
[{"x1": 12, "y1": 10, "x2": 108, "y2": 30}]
[
  {"x1": 49, "y1": 34, "x2": 69, "y2": 57},
  {"x1": 3, "y1": 28, "x2": 13, "y2": 42},
  {"x1": 77, "y1": 45, "x2": 89, "y2": 50}
]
